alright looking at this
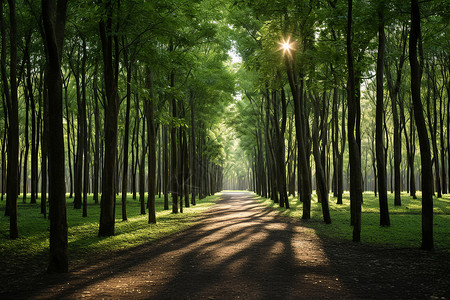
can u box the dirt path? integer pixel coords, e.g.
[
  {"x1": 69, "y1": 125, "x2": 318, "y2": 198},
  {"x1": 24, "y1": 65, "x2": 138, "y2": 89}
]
[{"x1": 4, "y1": 192, "x2": 449, "y2": 299}]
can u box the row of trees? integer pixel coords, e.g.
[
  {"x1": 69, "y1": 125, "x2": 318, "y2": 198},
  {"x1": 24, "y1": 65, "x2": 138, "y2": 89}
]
[
  {"x1": 226, "y1": 0, "x2": 448, "y2": 250},
  {"x1": 1, "y1": 0, "x2": 234, "y2": 272}
]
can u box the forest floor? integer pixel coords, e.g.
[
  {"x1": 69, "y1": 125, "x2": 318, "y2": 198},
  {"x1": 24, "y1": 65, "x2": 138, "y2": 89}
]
[{"x1": 1, "y1": 191, "x2": 449, "y2": 299}]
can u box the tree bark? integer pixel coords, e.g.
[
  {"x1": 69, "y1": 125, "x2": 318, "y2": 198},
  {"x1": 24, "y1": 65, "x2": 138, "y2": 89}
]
[
  {"x1": 376, "y1": 2, "x2": 390, "y2": 226},
  {"x1": 409, "y1": 0, "x2": 433, "y2": 250},
  {"x1": 285, "y1": 53, "x2": 311, "y2": 218},
  {"x1": 145, "y1": 68, "x2": 156, "y2": 224},
  {"x1": 189, "y1": 91, "x2": 196, "y2": 205},
  {"x1": 42, "y1": 0, "x2": 69, "y2": 272},
  {"x1": 170, "y1": 72, "x2": 178, "y2": 214},
  {"x1": 139, "y1": 108, "x2": 146, "y2": 215},
  {"x1": 99, "y1": 0, "x2": 119, "y2": 236},
  {"x1": 347, "y1": 0, "x2": 363, "y2": 242},
  {"x1": 81, "y1": 38, "x2": 88, "y2": 218},
  {"x1": 121, "y1": 40, "x2": 132, "y2": 221},
  {"x1": 163, "y1": 124, "x2": 169, "y2": 209},
  {"x1": 4, "y1": 0, "x2": 19, "y2": 239},
  {"x1": 93, "y1": 63, "x2": 100, "y2": 204}
]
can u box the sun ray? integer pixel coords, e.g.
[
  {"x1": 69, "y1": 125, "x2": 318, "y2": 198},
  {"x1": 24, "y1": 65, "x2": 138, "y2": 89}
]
[{"x1": 278, "y1": 37, "x2": 295, "y2": 55}]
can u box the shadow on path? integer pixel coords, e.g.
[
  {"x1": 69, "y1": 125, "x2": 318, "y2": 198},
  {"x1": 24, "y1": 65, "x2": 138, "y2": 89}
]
[{"x1": 3, "y1": 192, "x2": 448, "y2": 299}]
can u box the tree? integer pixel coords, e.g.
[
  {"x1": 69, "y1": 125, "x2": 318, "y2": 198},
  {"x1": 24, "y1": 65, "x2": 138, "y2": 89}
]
[
  {"x1": 375, "y1": 0, "x2": 390, "y2": 226},
  {"x1": 2, "y1": 0, "x2": 19, "y2": 239},
  {"x1": 409, "y1": 0, "x2": 433, "y2": 251},
  {"x1": 347, "y1": 0, "x2": 363, "y2": 242},
  {"x1": 42, "y1": 0, "x2": 69, "y2": 272},
  {"x1": 146, "y1": 67, "x2": 156, "y2": 224},
  {"x1": 98, "y1": 0, "x2": 120, "y2": 237}
]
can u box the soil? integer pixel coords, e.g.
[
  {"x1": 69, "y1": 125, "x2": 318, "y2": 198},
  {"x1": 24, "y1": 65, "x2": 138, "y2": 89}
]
[{"x1": 1, "y1": 192, "x2": 449, "y2": 299}]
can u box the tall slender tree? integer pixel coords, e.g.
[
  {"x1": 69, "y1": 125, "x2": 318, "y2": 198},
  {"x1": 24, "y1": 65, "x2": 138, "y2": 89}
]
[
  {"x1": 98, "y1": 0, "x2": 120, "y2": 236},
  {"x1": 409, "y1": 0, "x2": 433, "y2": 251},
  {"x1": 375, "y1": 1, "x2": 390, "y2": 226},
  {"x1": 42, "y1": 0, "x2": 69, "y2": 272}
]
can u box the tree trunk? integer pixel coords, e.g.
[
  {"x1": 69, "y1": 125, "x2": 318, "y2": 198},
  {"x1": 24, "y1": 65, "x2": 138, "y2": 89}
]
[
  {"x1": 139, "y1": 108, "x2": 146, "y2": 215},
  {"x1": 285, "y1": 55, "x2": 311, "y2": 217},
  {"x1": 98, "y1": 0, "x2": 119, "y2": 237},
  {"x1": 81, "y1": 38, "x2": 88, "y2": 218},
  {"x1": 163, "y1": 124, "x2": 169, "y2": 209},
  {"x1": 73, "y1": 67, "x2": 83, "y2": 209},
  {"x1": 189, "y1": 91, "x2": 196, "y2": 205},
  {"x1": 121, "y1": 41, "x2": 132, "y2": 221},
  {"x1": 409, "y1": 0, "x2": 433, "y2": 250},
  {"x1": 170, "y1": 72, "x2": 178, "y2": 214},
  {"x1": 93, "y1": 63, "x2": 100, "y2": 204},
  {"x1": 312, "y1": 95, "x2": 331, "y2": 224},
  {"x1": 347, "y1": 0, "x2": 362, "y2": 242},
  {"x1": 29, "y1": 63, "x2": 37, "y2": 204},
  {"x1": 146, "y1": 68, "x2": 156, "y2": 224},
  {"x1": 428, "y1": 62, "x2": 441, "y2": 198},
  {"x1": 23, "y1": 69, "x2": 30, "y2": 204},
  {"x1": 376, "y1": 2, "x2": 390, "y2": 226},
  {"x1": 3, "y1": 0, "x2": 19, "y2": 239},
  {"x1": 42, "y1": 0, "x2": 69, "y2": 273}
]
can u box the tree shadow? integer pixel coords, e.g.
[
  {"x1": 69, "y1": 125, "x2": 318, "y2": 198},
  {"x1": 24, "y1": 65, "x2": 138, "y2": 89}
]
[{"x1": 3, "y1": 192, "x2": 362, "y2": 299}]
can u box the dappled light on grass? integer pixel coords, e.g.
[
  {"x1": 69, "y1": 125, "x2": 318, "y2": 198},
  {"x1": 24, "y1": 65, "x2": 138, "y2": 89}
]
[
  {"x1": 255, "y1": 192, "x2": 450, "y2": 251},
  {"x1": 0, "y1": 193, "x2": 221, "y2": 268}
]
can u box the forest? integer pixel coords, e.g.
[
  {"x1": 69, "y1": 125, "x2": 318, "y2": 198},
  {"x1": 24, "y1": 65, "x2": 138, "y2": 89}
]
[{"x1": 0, "y1": 0, "x2": 449, "y2": 284}]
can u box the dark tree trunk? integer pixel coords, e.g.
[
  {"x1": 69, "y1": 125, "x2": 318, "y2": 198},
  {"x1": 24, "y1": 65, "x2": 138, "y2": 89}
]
[
  {"x1": 276, "y1": 89, "x2": 289, "y2": 208},
  {"x1": 42, "y1": 0, "x2": 69, "y2": 273},
  {"x1": 1, "y1": 130, "x2": 6, "y2": 203},
  {"x1": 376, "y1": 3, "x2": 390, "y2": 226},
  {"x1": 163, "y1": 124, "x2": 169, "y2": 209},
  {"x1": 183, "y1": 128, "x2": 189, "y2": 207},
  {"x1": 146, "y1": 68, "x2": 156, "y2": 224},
  {"x1": 157, "y1": 125, "x2": 162, "y2": 197},
  {"x1": 3, "y1": 0, "x2": 19, "y2": 239},
  {"x1": 81, "y1": 38, "x2": 88, "y2": 218},
  {"x1": 121, "y1": 40, "x2": 132, "y2": 221},
  {"x1": 409, "y1": 0, "x2": 433, "y2": 250},
  {"x1": 23, "y1": 68, "x2": 30, "y2": 204},
  {"x1": 439, "y1": 84, "x2": 446, "y2": 194},
  {"x1": 447, "y1": 81, "x2": 450, "y2": 194},
  {"x1": 178, "y1": 115, "x2": 184, "y2": 213},
  {"x1": 170, "y1": 72, "x2": 178, "y2": 214},
  {"x1": 99, "y1": 0, "x2": 119, "y2": 237},
  {"x1": 334, "y1": 89, "x2": 346, "y2": 205},
  {"x1": 347, "y1": 0, "x2": 363, "y2": 242},
  {"x1": 73, "y1": 63, "x2": 83, "y2": 210},
  {"x1": 29, "y1": 60, "x2": 38, "y2": 204},
  {"x1": 285, "y1": 54, "x2": 311, "y2": 217},
  {"x1": 427, "y1": 62, "x2": 441, "y2": 198},
  {"x1": 63, "y1": 75, "x2": 74, "y2": 199},
  {"x1": 41, "y1": 69, "x2": 48, "y2": 216},
  {"x1": 312, "y1": 94, "x2": 331, "y2": 224},
  {"x1": 131, "y1": 117, "x2": 137, "y2": 200},
  {"x1": 189, "y1": 91, "x2": 196, "y2": 205},
  {"x1": 139, "y1": 108, "x2": 146, "y2": 215},
  {"x1": 93, "y1": 63, "x2": 100, "y2": 204}
]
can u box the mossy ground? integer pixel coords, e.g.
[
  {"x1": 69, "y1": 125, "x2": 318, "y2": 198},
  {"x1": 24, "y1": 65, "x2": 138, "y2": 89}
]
[{"x1": 257, "y1": 191, "x2": 450, "y2": 251}]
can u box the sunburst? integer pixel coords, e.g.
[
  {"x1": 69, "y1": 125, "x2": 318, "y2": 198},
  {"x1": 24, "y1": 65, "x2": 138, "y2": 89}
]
[{"x1": 278, "y1": 37, "x2": 295, "y2": 55}]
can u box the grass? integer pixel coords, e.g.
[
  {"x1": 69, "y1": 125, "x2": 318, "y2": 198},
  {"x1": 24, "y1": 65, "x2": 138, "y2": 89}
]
[
  {"x1": 0, "y1": 193, "x2": 220, "y2": 270},
  {"x1": 256, "y1": 191, "x2": 450, "y2": 251}
]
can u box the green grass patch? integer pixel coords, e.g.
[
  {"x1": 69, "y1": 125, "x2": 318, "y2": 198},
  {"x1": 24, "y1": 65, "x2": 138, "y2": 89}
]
[
  {"x1": 0, "y1": 193, "x2": 220, "y2": 268},
  {"x1": 256, "y1": 191, "x2": 450, "y2": 251}
]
